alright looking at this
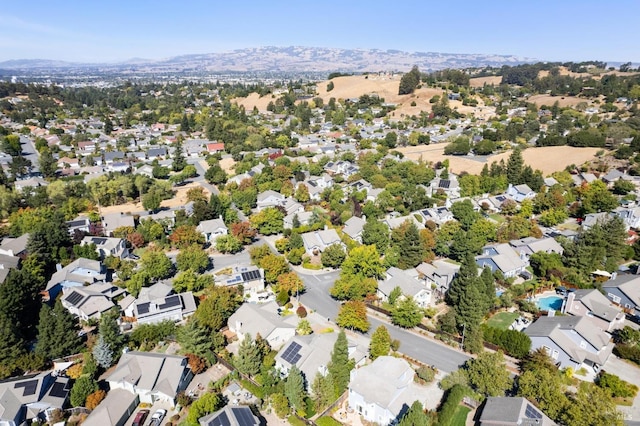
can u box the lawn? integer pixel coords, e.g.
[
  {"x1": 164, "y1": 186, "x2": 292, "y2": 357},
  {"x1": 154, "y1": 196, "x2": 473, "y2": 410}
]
[
  {"x1": 488, "y1": 213, "x2": 505, "y2": 223},
  {"x1": 486, "y1": 311, "x2": 519, "y2": 330},
  {"x1": 450, "y1": 405, "x2": 471, "y2": 425}
]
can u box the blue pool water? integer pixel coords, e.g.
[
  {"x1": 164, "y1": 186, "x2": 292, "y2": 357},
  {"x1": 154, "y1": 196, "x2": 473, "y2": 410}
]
[{"x1": 537, "y1": 296, "x2": 563, "y2": 311}]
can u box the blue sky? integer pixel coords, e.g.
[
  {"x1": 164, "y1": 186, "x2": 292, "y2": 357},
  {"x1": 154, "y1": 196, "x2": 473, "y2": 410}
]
[{"x1": 1, "y1": 0, "x2": 638, "y2": 63}]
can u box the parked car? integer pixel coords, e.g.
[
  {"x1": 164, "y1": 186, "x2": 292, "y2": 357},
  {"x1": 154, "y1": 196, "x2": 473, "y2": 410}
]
[
  {"x1": 149, "y1": 409, "x2": 167, "y2": 426},
  {"x1": 132, "y1": 409, "x2": 149, "y2": 426}
]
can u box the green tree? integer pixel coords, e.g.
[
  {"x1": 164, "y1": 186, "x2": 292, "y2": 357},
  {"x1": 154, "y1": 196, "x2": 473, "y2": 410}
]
[
  {"x1": 336, "y1": 301, "x2": 370, "y2": 332},
  {"x1": 215, "y1": 235, "x2": 243, "y2": 253},
  {"x1": 465, "y1": 351, "x2": 512, "y2": 397},
  {"x1": 285, "y1": 365, "x2": 307, "y2": 413},
  {"x1": 186, "y1": 392, "x2": 222, "y2": 425},
  {"x1": 70, "y1": 376, "x2": 98, "y2": 407},
  {"x1": 341, "y1": 245, "x2": 385, "y2": 279},
  {"x1": 142, "y1": 189, "x2": 162, "y2": 211},
  {"x1": 321, "y1": 244, "x2": 346, "y2": 268},
  {"x1": 391, "y1": 297, "x2": 424, "y2": 328},
  {"x1": 506, "y1": 147, "x2": 524, "y2": 184},
  {"x1": 451, "y1": 199, "x2": 480, "y2": 230},
  {"x1": 297, "y1": 319, "x2": 312, "y2": 335},
  {"x1": 259, "y1": 253, "x2": 290, "y2": 286},
  {"x1": 177, "y1": 319, "x2": 221, "y2": 360},
  {"x1": 92, "y1": 334, "x2": 113, "y2": 368},
  {"x1": 328, "y1": 331, "x2": 353, "y2": 397},
  {"x1": 140, "y1": 248, "x2": 173, "y2": 281},
  {"x1": 176, "y1": 244, "x2": 209, "y2": 273},
  {"x1": 205, "y1": 163, "x2": 227, "y2": 185},
  {"x1": 398, "y1": 401, "x2": 431, "y2": 426},
  {"x1": 562, "y1": 382, "x2": 623, "y2": 426},
  {"x1": 235, "y1": 334, "x2": 263, "y2": 376},
  {"x1": 172, "y1": 140, "x2": 187, "y2": 172},
  {"x1": 311, "y1": 372, "x2": 335, "y2": 411},
  {"x1": 369, "y1": 325, "x2": 391, "y2": 360},
  {"x1": 391, "y1": 220, "x2": 425, "y2": 269},
  {"x1": 398, "y1": 66, "x2": 421, "y2": 95},
  {"x1": 35, "y1": 300, "x2": 83, "y2": 360},
  {"x1": 173, "y1": 270, "x2": 214, "y2": 293},
  {"x1": 361, "y1": 220, "x2": 390, "y2": 254},
  {"x1": 194, "y1": 286, "x2": 242, "y2": 331},
  {"x1": 249, "y1": 207, "x2": 284, "y2": 235},
  {"x1": 98, "y1": 309, "x2": 125, "y2": 361},
  {"x1": 517, "y1": 368, "x2": 568, "y2": 421},
  {"x1": 38, "y1": 147, "x2": 57, "y2": 178}
]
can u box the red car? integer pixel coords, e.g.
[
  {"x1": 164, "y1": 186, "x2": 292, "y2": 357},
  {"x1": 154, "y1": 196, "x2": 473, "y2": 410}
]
[{"x1": 132, "y1": 409, "x2": 149, "y2": 426}]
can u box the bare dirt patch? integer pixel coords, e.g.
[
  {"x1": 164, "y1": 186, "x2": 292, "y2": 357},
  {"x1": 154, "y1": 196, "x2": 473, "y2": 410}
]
[
  {"x1": 97, "y1": 182, "x2": 207, "y2": 215},
  {"x1": 218, "y1": 157, "x2": 236, "y2": 174},
  {"x1": 231, "y1": 92, "x2": 275, "y2": 112},
  {"x1": 527, "y1": 94, "x2": 591, "y2": 108},
  {"x1": 397, "y1": 145, "x2": 603, "y2": 175},
  {"x1": 469, "y1": 76, "x2": 502, "y2": 88}
]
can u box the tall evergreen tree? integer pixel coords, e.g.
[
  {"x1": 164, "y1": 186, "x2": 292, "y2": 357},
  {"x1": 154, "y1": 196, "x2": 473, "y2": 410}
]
[
  {"x1": 172, "y1": 140, "x2": 187, "y2": 172},
  {"x1": 398, "y1": 401, "x2": 431, "y2": 426},
  {"x1": 506, "y1": 147, "x2": 524, "y2": 184},
  {"x1": 392, "y1": 221, "x2": 425, "y2": 269},
  {"x1": 446, "y1": 252, "x2": 478, "y2": 308},
  {"x1": 285, "y1": 365, "x2": 306, "y2": 412},
  {"x1": 92, "y1": 335, "x2": 113, "y2": 368},
  {"x1": 369, "y1": 325, "x2": 391, "y2": 360},
  {"x1": 328, "y1": 331, "x2": 352, "y2": 398},
  {"x1": 480, "y1": 266, "x2": 496, "y2": 311},
  {"x1": 35, "y1": 300, "x2": 83, "y2": 360},
  {"x1": 235, "y1": 334, "x2": 262, "y2": 376},
  {"x1": 98, "y1": 309, "x2": 125, "y2": 362},
  {"x1": 311, "y1": 372, "x2": 335, "y2": 411}
]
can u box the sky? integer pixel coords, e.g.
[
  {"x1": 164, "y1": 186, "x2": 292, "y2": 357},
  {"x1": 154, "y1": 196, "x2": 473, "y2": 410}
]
[{"x1": 1, "y1": 0, "x2": 639, "y2": 63}]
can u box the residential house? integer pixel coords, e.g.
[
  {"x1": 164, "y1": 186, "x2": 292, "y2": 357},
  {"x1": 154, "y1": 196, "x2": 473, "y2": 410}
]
[
  {"x1": 256, "y1": 190, "x2": 285, "y2": 211},
  {"x1": 366, "y1": 187, "x2": 385, "y2": 203},
  {"x1": 216, "y1": 266, "x2": 266, "y2": 297},
  {"x1": 377, "y1": 267, "x2": 432, "y2": 307},
  {"x1": 0, "y1": 253, "x2": 20, "y2": 283},
  {"x1": 284, "y1": 210, "x2": 314, "y2": 229},
  {"x1": 148, "y1": 209, "x2": 176, "y2": 226},
  {"x1": 348, "y1": 356, "x2": 432, "y2": 426},
  {"x1": 147, "y1": 147, "x2": 167, "y2": 160},
  {"x1": 199, "y1": 406, "x2": 259, "y2": 426},
  {"x1": 478, "y1": 397, "x2": 556, "y2": 426},
  {"x1": 57, "y1": 156, "x2": 80, "y2": 169},
  {"x1": 282, "y1": 198, "x2": 304, "y2": 216},
  {"x1": 14, "y1": 177, "x2": 48, "y2": 192},
  {"x1": 300, "y1": 228, "x2": 344, "y2": 256},
  {"x1": 66, "y1": 217, "x2": 91, "y2": 235},
  {"x1": 81, "y1": 236, "x2": 128, "y2": 259},
  {"x1": 563, "y1": 289, "x2": 625, "y2": 332},
  {"x1": 478, "y1": 194, "x2": 510, "y2": 213},
  {"x1": 0, "y1": 233, "x2": 29, "y2": 257},
  {"x1": 105, "y1": 351, "x2": 193, "y2": 404},
  {"x1": 102, "y1": 212, "x2": 136, "y2": 237},
  {"x1": 506, "y1": 183, "x2": 535, "y2": 203},
  {"x1": 612, "y1": 206, "x2": 640, "y2": 230},
  {"x1": 0, "y1": 373, "x2": 71, "y2": 425},
  {"x1": 382, "y1": 214, "x2": 424, "y2": 230},
  {"x1": 44, "y1": 258, "x2": 105, "y2": 300},
  {"x1": 419, "y1": 206, "x2": 454, "y2": 227},
  {"x1": 428, "y1": 176, "x2": 461, "y2": 199},
  {"x1": 476, "y1": 243, "x2": 527, "y2": 278},
  {"x1": 509, "y1": 236, "x2": 564, "y2": 260},
  {"x1": 131, "y1": 292, "x2": 196, "y2": 325},
  {"x1": 103, "y1": 151, "x2": 125, "y2": 165},
  {"x1": 61, "y1": 282, "x2": 127, "y2": 321},
  {"x1": 205, "y1": 142, "x2": 225, "y2": 154},
  {"x1": 602, "y1": 274, "x2": 640, "y2": 312},
  {"x1": 524, "y1": 315, "x2": 614, "y2": 371},
  {"x1": 582, "y1": 212, "x2": 612, "y2": 230},
  {"x1": 82, "y1": 389, "x2": 139, "y2": 426},
  {"x1": 196, "y1": 218, "x2": 228, "y2": 244},
  {"x1": 350, "y1": 179, "x2": 372, "y2": 194},
  {"x1": 228, "y1": 302, "x2": 296, "y2": 349},
  {"x1": 343, "y1": 216, "x2": 366, "y2": 243},
  {"x1": 324, "y1": 160, "x2": 359, "y2": 178},
  {"x1": 275, "y1": 333, "x2": 339, "y2": 391},
  {"x1": 416, "y1": 260, "x2": 460, "y2": 298}
]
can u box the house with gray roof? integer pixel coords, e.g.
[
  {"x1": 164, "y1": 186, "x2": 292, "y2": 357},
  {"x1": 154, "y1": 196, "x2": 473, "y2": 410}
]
[
  {"x1": 418, "y1": 206, "x2": 454, "y2": 227},
  {"x1": 348, "y1": 356, "x2": 432, "y2": 425},
  {"x1": 476, "y1": 243, "x2": 527, "y2": 278},
  {"x1": 196, "y1": 218, "x2": 228, "y2": 243},
  {"x1": 199, "y1": 406, "x2": 259, "y2": 426},
  {"x1": 82, "y1": 235, "x2": 128, "y2": 259},
  {"x1": 0, "y1": 253, "x2": 20, "y2": 283},
  {"x1": 123, "y1": 287, "x2": 196, "y2": 325},
  {"x1": 343, "y1": 216, "x2": 366, "y2": 243},
  {"x1": 612, "y1": 206, "x2": 640, "y2": 229},
  {"x1": 101, "y1": 212, "x2": 136, "y2": 237},
  {"x1": 284, "y1": 210, "x2": 314, "y2": 229},
  {"x1": 0, "y1": 372, "x2": 70, "y2": 425},
  {"x1": 509, "y1": 236, "x2": 564, "y2": 259},
  {"x1": 228, "y1": 302, "x2": 296, "y2": 349},
  {"x1": 563, "y1": 289, "x2": 625, "y2": 332},
  {"x1": 506, "y1": 183, "x2": 536, "y2": 203},
  {"x1": 301, "y1": 228, "x2": 344, "y2": 256},
  {"x1": 602, "y1": 273, "x2": 640, "y2": 313},
  {"x1": 275, "y1": 333, "x2": 338, "y2": 391},
  {"x1": 256, "y1": 190, "x2": 285, "y2": 211},
  {"x1": 0, "y1": 233, "x2": 29, "y2": 257},
  {"x1": 45, "y1": 258, "x2": 105, "y2": 300},
  {"x1": 82, "y1": 388, "x2": 138, "y2": 426},
  {"x1": 61, "y1": 282, "x2": 126, "y2": 321},
  {"x1": 524, "y1": 315, "x2": 614, "y2": 371},
  {"x1": 479, "y1": 396, "x2": 556, "y2": 426},
  {"x1": 105, "y1": 351, "x2": 193, "y2": 404},
  {"x1": 377, "y1": 267, "x2": 432, "y2": 307},
  {"x1": 416, "y1": 260, "x2": 460, "y2": 298}
]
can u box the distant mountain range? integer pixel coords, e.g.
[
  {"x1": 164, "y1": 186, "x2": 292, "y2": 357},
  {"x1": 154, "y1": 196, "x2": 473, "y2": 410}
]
[{"x1": 0, "y1": 46, "x2": 535, "y2": 73}]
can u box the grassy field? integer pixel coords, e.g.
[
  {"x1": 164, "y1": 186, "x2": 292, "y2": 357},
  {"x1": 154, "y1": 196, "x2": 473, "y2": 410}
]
[
  {"x1": 450, "y1": 405, "x2": 471, "y2": 425},
  {"x1": 486, "y1": 311, "x2": 519, "y2": 330}
]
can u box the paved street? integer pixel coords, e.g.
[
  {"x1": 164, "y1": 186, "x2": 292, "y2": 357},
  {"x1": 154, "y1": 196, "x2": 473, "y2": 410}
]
[
  {"x1": 297, "y1": 269, "x2": 470, "y2": 373},
  {"x1": 19, "y1": 135, "x2": 40, "y2": 174}
]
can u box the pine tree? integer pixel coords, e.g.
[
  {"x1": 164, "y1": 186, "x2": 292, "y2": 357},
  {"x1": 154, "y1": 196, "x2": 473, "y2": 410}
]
[
  {"x1": 235, "y1": 334, "x2": 262, "y2": 376},
  {"x1": 172, "y1": 140, "x2": 187, "y2": 172},
  {"x1": 92, "y1": 335, "x2": 113, "y2": 368},
  {"x1": 312, "y1": 372, "x2": 335, "y2": 411},
  {"x1": 328, "y1": 331, "x2": 352, "y2": 397},
  {"x1": 446, "y1": 252, "x2": 478, "y2": 307},
  {"x1": 392, "y1": 221, "x2": 425, "y2": 269},
  {"x1": 398, "y1": 401, "x2": 431, "y2": 426},
  {"x1": 36, "y1": 300, "x2": 83, "y2": 360},
  {"x1": 180, "y1": 113, "x2": 191, "y2": 133},
  {"x1": 285, "y1": 365, "x2": 306, "y2": 412},
  {"x1": 98, "y1": 309, "x2": 125, "y2": 361},
  {"x1": 506, "y1": 146, "x2": 524, "y2": 184},
  {"x1": 369, "y1": 325, "x2": 391, "y2": 360},
  {"x1": 480, "y1": 266, "x2": 496, "y2": 311}
]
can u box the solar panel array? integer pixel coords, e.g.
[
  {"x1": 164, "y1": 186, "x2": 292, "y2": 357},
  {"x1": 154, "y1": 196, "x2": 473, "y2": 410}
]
[
  {"x1": 281, "y1": 342, "x2": 302, "y2": 365},
  {"x1": 524, "y1": 404, "x2": 542, "y2": 419},
  {"x1": 159, "y1": 295, "x2": 181, "y2": 310},
  {"x1": 14, "y1": 379, "x2": 38, "y2": 396},
  {"x1": 65, "y1": 291, "x2": 84, "y2": 306},
  {"x1": 49, "y1": 381, "x2": 70, "y2": 398},
  {"x1": 231, "y1": 407, "x2": 257, "y2": 426},
  {"x1": 207, "y1": 411, "x2": 230, "y2": 426},
  {"x1": 439, "y1": 179, "x2": 451, "y2": 189},
  {"x1": 137, "y1": 302, "x2": 150, "y2": 315},
  {"x1": 241, "y1": 270, "x2": 261, "y2": 282}
]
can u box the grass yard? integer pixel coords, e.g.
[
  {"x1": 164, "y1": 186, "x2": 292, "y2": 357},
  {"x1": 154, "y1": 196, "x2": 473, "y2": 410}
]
[
  {"x1": 488, "y1": 213, "x2": 505, "y2": 223},
  {"x1": 450, "y1": 405, "x2": 471, "y2": 425},
  {"x1": 486, "y1": 311, "x2": 519, "y2": 330}
]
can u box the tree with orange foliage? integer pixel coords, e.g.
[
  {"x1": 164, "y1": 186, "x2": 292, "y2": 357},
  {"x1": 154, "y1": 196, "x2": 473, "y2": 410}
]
[
  {"x1": 231, "y1": 221, "x2": 257, "y2": 245},
  {"x1": 85, "y1": 389, "x2": 106, "y2": 410}
]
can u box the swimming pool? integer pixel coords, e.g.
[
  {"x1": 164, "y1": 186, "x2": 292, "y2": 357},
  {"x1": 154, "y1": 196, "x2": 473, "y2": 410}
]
[{"x1": 537, "y1": 296, "x2": 563, "y2": 311}]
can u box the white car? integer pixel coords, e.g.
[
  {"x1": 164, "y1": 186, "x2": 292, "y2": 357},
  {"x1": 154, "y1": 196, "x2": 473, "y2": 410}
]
[{"x1": 148, "y1": 409, "x2": 166, "y2": 426}]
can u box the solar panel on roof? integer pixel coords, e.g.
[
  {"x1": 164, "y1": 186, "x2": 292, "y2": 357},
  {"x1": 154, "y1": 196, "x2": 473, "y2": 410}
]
[
  {"x1": 65, "y1": 291, "x2": 84, "y2": 306},
  {"x1": 231, "y1": 407, "x2": 256, "y2": 426},
  {"x1": 439, "y1": 179, "x2": 451, "y2": 189},
  {"x1": 137, "y1": 302, "x2": 150, "y2": 315},
  {"x1": 49, "y1": 381, "x2": 69, "y2": 398},
  {"x1": 282, "y1": 341, "x2": 302, "y2": 364},
  {"x1": 524, "y1": 404, "x2": 542, "y2": 419},
  {"x1": 159, "y1": 295, "x2": 181, "y2": 310},
  {"x1": 207, "y1": 411, "x2": 231, "y2": 426},
  {"x1": 241, "y1": 270, "x2": 261, "y2": 282},
  {"x1": 14, "y1": 379, "x2": 38, "y2": 396}
]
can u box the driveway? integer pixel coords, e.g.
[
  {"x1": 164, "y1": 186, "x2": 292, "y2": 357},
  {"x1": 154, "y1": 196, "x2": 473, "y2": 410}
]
[{"x1": 603, "y1": 355, "x2": 640, "y2": 421}]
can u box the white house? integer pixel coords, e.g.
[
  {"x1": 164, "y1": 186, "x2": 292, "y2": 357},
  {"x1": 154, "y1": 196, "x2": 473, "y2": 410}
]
[
  {"x1": 476, "y1": 243, "x2": 527, "y2": 278},
  {"x1": 343, "y1": 216, "x2": 367, "y2": 243},
  {"x1": 300, "y1": 229, "x2": 344, "y2": 256},
  {"x1": 61, "y1": 282, "x2": 126, "y2": 321},
  {"x1": 196, "y1": 218, "x2": 228, "y2": 243},
  {"x1": 81, "y1": 236, "x2": 128, "y2": 259},
  {"x1": 256, "y1": 190, "x2": 285, "y2": 211},
  {"x1": 348, "y1": 356, "x2": 431, "y2": 426},
  {"x1": 228, "y1": 302, "x2": 296, "y2": 349},
  {"x1": 506, "y1": 183, "x2": 535, "y2": 203},
  {"x1": 377, "y1": 267, "x2": 432, "y2": 307}
]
